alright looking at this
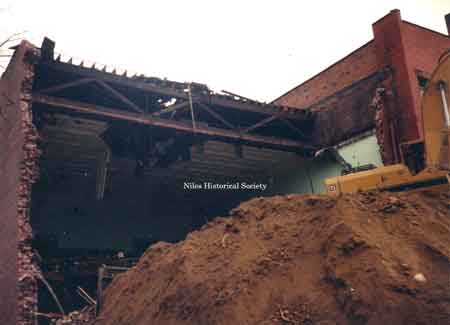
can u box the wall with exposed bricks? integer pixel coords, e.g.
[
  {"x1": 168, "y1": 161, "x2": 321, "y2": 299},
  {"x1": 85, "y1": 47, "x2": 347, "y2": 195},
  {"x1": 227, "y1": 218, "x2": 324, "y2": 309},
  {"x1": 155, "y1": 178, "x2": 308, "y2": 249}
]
[
  {"x1": 274, "y1": 41, "x2": 379, "y2": 108},
  {"x1": 401, "y1": 21, "x2": 450, "y2": 137},
  {"x1": 308, "y1": 72, "x2": 383, "y2": 147},
  {"x1": 0, "y1": 42, "x2": 40, "y2": 325},
  {"x1": 0, "y1": 45, "x2": 23, "y2": 325},
  {"x1": 274, "y1": 9, "x2": 450, "y2": 160}
]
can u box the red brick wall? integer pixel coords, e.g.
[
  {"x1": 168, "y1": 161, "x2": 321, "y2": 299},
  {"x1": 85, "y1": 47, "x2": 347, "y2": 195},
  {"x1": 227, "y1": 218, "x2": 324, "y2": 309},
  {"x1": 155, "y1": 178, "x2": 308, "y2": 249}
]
[
  {"x1": 274, "y1": 41, "x2": 379, "y2": 108},
  {"x1": 401, "y1": 21, "x2": 450, "y2": 137},
  {"x1": 309, "y1": 73, "x2": 381, "y2": 146},
  {"x1": 371, "y1": 9, "x2": 421, "y2": 145},
  {"x1": 0, "y1": 48, "x2": 24, "y2": 325},
  {"x1": 275, "y1": 9, "x2": 450, "y2": 155},
  {"x1": 0, "y1": 42, "x2": 40, "y2": 325},
  {"x1": 372, "y1": 10, "x2": 450, "y2": 145}
]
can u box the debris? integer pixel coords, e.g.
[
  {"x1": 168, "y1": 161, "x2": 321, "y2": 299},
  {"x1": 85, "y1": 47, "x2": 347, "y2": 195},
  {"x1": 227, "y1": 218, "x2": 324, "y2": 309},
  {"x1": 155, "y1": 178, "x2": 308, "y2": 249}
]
[
  {"x1": 378, "y1": 196, "x2": 407, "y2": 213},
  {"x1": 95, "y1": 190, "x2": 450, "y2": 325},
  {"x1": 279, "y1": 308, "x2": 291, "y2": 322},
  {"x1": 414, "y1": 273, "x2": 427, "y2": 283},
  {"x1": 221, "y1": 234, "x2": 229, "y2": 248},
  {"x1": 76, "y1": 287, "x2": 97, "y2": 306}
]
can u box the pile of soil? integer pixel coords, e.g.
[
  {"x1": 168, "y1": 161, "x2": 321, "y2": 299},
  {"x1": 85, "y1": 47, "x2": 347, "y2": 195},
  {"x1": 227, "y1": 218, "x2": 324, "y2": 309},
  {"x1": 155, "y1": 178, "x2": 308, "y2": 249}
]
[{"x1": 95, "y1": 189, "x2": 450, "y2": 325}]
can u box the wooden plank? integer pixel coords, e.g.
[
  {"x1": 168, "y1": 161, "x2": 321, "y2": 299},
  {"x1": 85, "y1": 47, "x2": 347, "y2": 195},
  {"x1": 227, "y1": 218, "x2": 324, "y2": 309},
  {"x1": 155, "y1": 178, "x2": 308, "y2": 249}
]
[
  {"x1": 221, "y1": 90, "x2": 263, "y2": 105},
  {"x1": 208, "y1": 95, "x2": 309, "y2": 120},
  {"x1": 32, "y1": 94, "x2": 314, "y2": 152}
]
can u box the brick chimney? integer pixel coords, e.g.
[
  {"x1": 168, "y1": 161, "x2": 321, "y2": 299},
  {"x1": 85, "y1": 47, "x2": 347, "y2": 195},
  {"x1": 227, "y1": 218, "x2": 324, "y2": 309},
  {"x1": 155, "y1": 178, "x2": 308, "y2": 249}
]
[{"x1": 446, "y1": 13, "x2": 450, "y2": 36}]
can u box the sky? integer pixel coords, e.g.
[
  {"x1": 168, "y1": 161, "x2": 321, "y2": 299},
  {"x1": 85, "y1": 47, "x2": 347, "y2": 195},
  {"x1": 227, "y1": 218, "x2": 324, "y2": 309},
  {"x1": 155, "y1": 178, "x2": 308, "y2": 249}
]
[{"x1": 0, "y1": 1, "x2": 449, "y2": 102}]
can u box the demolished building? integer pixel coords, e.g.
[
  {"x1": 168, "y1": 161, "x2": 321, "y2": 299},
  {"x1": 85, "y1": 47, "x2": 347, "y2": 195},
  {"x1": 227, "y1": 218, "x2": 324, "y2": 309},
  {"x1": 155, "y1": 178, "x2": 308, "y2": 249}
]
[
  {"x1": 0, "y1": 8, "x2": 449, "y2": 325},
  {"x1": 275, "y1": 10, "x2": 450, "y2": 167}
]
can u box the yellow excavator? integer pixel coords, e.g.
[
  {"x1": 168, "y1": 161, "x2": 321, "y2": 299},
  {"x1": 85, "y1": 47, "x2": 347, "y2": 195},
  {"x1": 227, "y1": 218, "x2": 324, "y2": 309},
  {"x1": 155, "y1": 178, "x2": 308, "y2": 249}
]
[{"x1": 325, "y1": 51, "x2": 450, "y2": 196}]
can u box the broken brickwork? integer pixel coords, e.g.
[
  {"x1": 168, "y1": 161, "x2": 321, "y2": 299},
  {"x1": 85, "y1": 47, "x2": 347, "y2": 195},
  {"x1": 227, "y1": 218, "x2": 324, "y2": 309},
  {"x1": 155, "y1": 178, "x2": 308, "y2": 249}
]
[
  {"x1": 17, "y1": 48, "x2": 41, "y2": 325},
  {"x1": 370, "y1": 85, "x2": 400, "y2": 165},
  {"x1": 0, "y1": 41, "x2": 40, "y2": 325},
  {"x1": 275, "y1": 9, "x2": 450, "y2": 155}
]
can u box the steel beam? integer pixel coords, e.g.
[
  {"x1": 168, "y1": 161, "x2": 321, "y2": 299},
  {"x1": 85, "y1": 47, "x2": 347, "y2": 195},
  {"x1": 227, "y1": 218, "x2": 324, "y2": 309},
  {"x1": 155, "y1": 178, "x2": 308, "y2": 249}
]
[
  {"x1": 40, "y1": 61, "x2": 311, "y2": 120},
  {"x1": 242, "y1": 115, "x2": 279, "y2": 133},
  {"x1": 196, "y1": 102, "x2": 235, "y2": 129},
  {"x1": 37, "y1": 78, "x2": 94, "y2": 94},
  {"x1": 95, "y1": 80, "x2": 143, "y2": 113},
  {"x1": 32, "y1": 94, "x2": 313, "y2": 152},
  {"x1": 280, "y1": 118, "x2": 310, "y2": 139}
]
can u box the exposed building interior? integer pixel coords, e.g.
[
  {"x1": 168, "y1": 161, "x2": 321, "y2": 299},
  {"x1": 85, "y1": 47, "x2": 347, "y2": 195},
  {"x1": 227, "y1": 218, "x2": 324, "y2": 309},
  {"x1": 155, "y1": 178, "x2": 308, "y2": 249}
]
[
  {"x1": 29, "y1": 39, "x2": 324, "y2": 319},
  {"x1": 0, "y1": 8, "x2": 449, "y2": 325}
]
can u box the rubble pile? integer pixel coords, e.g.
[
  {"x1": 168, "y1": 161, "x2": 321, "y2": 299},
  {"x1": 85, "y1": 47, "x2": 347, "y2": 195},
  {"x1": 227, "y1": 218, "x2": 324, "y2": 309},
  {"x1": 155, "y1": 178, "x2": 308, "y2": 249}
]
[{"x1": 96, "y1": 189, "x2": 450, "y2": 325}]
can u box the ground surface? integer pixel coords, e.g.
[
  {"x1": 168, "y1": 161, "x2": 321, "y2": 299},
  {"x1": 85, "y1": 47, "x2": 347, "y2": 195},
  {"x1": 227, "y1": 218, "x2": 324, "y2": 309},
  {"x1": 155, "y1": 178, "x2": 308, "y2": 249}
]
[{"x1": 95, "y1": 188, "x2": 450, "y2": 325}]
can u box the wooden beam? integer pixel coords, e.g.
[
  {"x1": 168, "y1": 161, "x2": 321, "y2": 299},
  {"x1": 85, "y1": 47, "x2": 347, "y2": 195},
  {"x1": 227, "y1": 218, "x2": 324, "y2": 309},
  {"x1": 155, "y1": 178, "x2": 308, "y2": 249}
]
[
  {"x1": 242, "y1": 115, "x2": 279, "y2": 133},
  {"x1": 196, "y1": 102, "x2": 235, "y2": 129},
  {"x1": 280, "y1": 118, "x2": 310, "y2": 139},
  {"x1": 40, "y1": 61, "x2": 311, "y2": 120},
  {"x1": 32, "y1": 94, "x2": 314, "y2": 152},
  {"x1": 208, "y1": 95, "x2": 309, "y2": 120},
  {"x1": 37, "y1": 78, "x2": 94, "y2": 94},
  {"x1": 95, "y1": 80, "x2": 143, "y2": 113},
  {"x1": 221, "y1": 90, "x2": 263, "y2": 105}
]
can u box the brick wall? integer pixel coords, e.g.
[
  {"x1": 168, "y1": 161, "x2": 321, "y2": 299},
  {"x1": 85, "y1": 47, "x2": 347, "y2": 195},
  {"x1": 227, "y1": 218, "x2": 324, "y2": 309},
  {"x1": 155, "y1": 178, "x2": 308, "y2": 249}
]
[
  {"x1": 372, "y1": 10, "x2": 450, "y2": 145},
  {"x1": 274, "y1": 41, "x2": 379, "y2": 108},
  {"x1": 274, "y1": 9, "x2": 450, "y2": 163},
  {"x1": 309, "y1": 72, "x2": 384, "y2": 147},
  {"x1": 0, "y1": 42, "x2": 40, "y2": 325},
  {"x1": 0, "y1": 47, "x2": 23, "y2": 325}
]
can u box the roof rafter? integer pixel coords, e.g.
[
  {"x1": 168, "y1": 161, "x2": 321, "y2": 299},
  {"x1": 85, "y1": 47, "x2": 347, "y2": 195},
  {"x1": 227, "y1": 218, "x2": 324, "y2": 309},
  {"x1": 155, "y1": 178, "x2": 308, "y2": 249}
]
[
  {"x1": 94, "y1": 80, "x2": 143, "y2": 113},
  {"x1": 37, "y1": 78, "x2": 94, "y2": 94},
  {"x1": 39, "y1": 61, "x2": 311, "y2": 121},
  {"x1": 32, "y1": 94, "x2": 314, "y2": 153},
  {"x1": 196, "y1": 102, "x2": 235, "y2": 129},
  {"x1": 242, "y1": 115, "x2": 279, "y2": 133}
]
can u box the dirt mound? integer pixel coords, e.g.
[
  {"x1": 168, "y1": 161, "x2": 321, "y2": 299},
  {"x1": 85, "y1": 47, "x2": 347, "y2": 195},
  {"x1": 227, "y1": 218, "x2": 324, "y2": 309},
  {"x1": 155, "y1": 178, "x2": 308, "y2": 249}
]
[{"x1": 95, "y1": 189, "x2": 450, "y2": 325}]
